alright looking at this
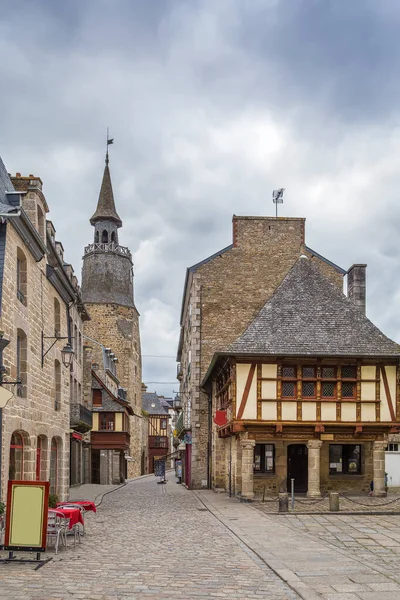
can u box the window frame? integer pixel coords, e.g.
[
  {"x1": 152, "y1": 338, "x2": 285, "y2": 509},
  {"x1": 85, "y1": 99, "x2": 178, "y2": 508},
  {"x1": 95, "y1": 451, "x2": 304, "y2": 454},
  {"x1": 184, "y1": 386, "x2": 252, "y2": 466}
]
[
  {"x1": 253, "y1": 443, "x2": 275, "y2": 474},
  {"x1": 329, "y1": 444, "x2": 362, "y2": 475},
  {"x1": 280, "y1": 363, "x2": 357, "y2": 401},
  {"x1": 99, "y1": 412, "x2": 115, "y2": 431}
]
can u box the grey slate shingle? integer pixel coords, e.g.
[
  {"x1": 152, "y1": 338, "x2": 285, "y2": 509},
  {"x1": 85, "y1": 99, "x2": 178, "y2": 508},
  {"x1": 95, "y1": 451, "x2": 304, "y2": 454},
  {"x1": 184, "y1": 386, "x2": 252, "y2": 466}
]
[
  {"x1": 228, "y1": 256, "x2": 400, "y2": 357},
  {"x1": 142, "y1": 392, "x2": 170, "y2": 415}
]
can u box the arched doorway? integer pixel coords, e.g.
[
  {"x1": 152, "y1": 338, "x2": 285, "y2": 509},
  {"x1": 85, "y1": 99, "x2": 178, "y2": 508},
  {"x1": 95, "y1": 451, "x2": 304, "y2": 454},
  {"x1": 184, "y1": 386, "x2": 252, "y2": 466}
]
[
  {"x1": 9, "y1": 432, "x2": 24, "y2": 480},
  {"x1": 50, "y1": 437, "x2": 62, "y2": 495},
  {"x1": 36, "y1": 435, "x2": 48, "y2": 481},
  {"x1": 287, "y1": 444, "x2": 308, "y2": 493}
]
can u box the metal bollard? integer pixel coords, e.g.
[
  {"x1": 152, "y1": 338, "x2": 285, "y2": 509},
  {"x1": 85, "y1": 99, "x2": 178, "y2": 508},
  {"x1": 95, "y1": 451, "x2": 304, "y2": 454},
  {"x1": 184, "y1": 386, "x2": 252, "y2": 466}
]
[
  {"x1": 279, "y1": 492, "x2": 289, "y2": 513},
  {"x1": 291, "y1": 478, "x2": 295, "y2": 511},
  {"x1": 329, "y1": 492, "x2": 339, "y2": 512}
]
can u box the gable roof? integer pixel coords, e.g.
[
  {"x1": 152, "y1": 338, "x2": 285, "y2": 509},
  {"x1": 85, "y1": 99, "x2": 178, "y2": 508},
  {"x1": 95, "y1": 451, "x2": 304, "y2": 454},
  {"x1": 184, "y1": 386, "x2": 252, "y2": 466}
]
[
  {"x1": 90, "y1": 158, "x2": 122, "y2": 227},
  {"x1": 142, "y1": 392, "x2": 170, "y2": 415},
  {"x1": 227, "y1": 256, "x2": 400, "y2": 358}
]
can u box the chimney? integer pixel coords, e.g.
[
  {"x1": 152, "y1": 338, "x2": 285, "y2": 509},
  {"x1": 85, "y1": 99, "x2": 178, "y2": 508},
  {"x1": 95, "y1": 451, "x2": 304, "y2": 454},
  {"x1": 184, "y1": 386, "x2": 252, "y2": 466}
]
[{"x1": 347, "y1": 264, "x2": 367, "y2": 313}]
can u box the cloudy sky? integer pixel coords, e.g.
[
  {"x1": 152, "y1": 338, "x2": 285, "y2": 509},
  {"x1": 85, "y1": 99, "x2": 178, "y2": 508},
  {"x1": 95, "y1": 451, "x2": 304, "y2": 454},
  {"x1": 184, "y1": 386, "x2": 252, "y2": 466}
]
[{"x1": 2, "y1": 0, "x2": 400, "y2": 398}]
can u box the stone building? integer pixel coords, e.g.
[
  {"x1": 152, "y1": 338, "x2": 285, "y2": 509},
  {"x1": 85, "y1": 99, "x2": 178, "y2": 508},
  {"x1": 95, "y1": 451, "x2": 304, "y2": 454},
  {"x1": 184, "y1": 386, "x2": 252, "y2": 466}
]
[
  {"x1": 0, "y1": 158, "x2": 87, "y2": 501},
  {"x1": 203, "y1": 256, "x2": 400, "y2": 498},
  {"x1": 177, "y1": 216, "x2": 400, "y2": 490},
  {"x1": 81, "y1": 151, "x2": 143, "y2": 477},
  {"x1": 82, "y1": 341, "x2": 134, "y2": 484}
]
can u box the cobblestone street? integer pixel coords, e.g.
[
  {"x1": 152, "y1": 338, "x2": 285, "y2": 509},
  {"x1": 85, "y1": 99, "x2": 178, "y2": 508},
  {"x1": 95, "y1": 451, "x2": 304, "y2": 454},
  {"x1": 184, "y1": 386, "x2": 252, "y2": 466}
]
[
  {"x1": 0, "y1": 477, "x2": 297, "y2": 600},
  {"x1": 3, "y1": 477, "x2": 400, "y2": 599}
]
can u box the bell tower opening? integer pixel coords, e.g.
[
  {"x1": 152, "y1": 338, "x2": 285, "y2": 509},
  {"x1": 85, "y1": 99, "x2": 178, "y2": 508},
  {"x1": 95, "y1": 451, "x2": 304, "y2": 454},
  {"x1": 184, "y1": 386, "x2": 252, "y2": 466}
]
[{"x1": 102, "y1": 230, "x2": 108, "y2": 243}]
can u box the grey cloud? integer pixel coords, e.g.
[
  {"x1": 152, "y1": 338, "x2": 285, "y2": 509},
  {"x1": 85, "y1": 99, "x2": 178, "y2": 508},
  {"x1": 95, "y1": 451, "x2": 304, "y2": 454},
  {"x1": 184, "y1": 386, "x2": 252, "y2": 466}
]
[{"x1": 2, "y1": 0, "x2": 400, "y2": 397}]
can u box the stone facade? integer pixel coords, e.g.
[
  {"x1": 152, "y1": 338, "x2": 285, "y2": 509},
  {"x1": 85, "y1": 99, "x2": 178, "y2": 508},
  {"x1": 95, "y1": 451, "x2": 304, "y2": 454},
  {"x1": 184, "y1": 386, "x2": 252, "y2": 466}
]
[
  {"x1": 81, "y1": 156, "x2": 144, "y2": 477},
  {"x1": 0, "y1": 166, "x2": 86, "y2": 501},
  {"x1": 178, "y1": 217, "x2": 345, "y2": 489}
]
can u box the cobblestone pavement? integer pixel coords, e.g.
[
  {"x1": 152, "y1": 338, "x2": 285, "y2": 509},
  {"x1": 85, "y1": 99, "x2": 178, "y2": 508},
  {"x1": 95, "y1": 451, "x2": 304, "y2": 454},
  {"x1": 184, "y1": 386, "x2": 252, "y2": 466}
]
[
  {"x1": 254, "y1": 493, "x2": 400, "y2": 514},
  {"x1": 0, "y1": 477, "x2": 297, "y2": 600},
  {"x1": 198, "y1": 490, "x2": 400, "y2": 600}
]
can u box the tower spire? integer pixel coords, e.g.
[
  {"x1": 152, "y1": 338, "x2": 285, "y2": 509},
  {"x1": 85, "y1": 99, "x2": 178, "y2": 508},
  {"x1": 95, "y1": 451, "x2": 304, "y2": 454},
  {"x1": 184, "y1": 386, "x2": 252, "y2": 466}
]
[{"x1": 90, "y1": 132, "x2": 121, "y2": 227}]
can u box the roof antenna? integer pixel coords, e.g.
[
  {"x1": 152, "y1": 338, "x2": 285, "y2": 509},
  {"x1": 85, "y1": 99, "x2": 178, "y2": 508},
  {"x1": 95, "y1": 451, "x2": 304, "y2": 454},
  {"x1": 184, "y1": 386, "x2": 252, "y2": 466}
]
[
  {"x1": 106, "y1": 127, "x2": 114, "y2": 165},
  {"x1": 272, "y1": 188, "x2": 285, "y2": 218}
]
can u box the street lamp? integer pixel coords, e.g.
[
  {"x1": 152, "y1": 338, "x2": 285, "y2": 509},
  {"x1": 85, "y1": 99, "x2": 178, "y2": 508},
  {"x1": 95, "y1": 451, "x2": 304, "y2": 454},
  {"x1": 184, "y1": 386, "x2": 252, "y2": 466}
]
[{"x1": 41, "y1": 332, "x2": 75, "y2": 368}]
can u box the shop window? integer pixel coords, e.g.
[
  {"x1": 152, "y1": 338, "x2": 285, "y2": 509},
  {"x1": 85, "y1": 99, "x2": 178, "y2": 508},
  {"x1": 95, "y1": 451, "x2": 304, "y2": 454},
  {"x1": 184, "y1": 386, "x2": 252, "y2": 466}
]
[
  {"x1": 254, "y1": 444, "x2": 275, "y2": 473},
  {"x1": 329, "y1": 444, "x2": 361, "y2": 475}
]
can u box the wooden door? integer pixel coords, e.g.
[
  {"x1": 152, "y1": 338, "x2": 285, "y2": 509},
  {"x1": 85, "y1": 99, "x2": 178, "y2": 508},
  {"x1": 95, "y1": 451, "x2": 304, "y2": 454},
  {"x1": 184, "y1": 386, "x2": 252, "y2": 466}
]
[{"x1": 287, "y1": 444, "x2": 308, "y2": 493}]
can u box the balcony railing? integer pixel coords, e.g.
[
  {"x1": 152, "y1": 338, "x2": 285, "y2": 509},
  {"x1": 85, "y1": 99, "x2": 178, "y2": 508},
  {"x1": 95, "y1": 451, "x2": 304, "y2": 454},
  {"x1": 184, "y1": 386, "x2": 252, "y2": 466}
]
[
  {"x1": 175, "y1": 408, "x2": 191, "y2": 437},
  {"x1": 70, "y1": 403, "x2": 93, "y2": 433},
  {"x1": 84, "y1": 242, "x2": 132, "y2": 260}
]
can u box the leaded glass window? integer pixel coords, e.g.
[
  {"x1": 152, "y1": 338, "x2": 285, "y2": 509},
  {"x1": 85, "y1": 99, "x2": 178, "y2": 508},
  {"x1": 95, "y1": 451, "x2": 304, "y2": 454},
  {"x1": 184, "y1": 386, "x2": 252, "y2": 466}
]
[
  {"x1": 322, "y1": 367, "x2": 336, "y2": 379},
  {"x1": 342, "y1": 382, "x2": 356, "y2": 398},
  {"x1": 342, "y1": 366, "x2": 356, "y2": 379},
  {"x1": 302, "y1": 366, "x2": 315, "y2": 378},
  {"x1": 302, "y1": 382, "x2": 315, "y2": 397},
  {"x1": 322, "y1": 382, "x2": 336, "y2": 397},
  {"x1": 282, "y1": 366, "x2": 296, "y2": 378},
  {"x1": 282, "y1": 382, "x2": 296, "y2": 398}
]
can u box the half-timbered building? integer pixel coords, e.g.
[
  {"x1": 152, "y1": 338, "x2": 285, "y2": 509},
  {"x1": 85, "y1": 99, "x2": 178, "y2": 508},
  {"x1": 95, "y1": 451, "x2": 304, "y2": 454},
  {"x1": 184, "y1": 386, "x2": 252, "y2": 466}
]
[
  {"x1": 142, "y1": 390, "x2": 170, "y2": 473},
  {"x1": 203, "y1": 255, "x2": 400, "y2": 499}
]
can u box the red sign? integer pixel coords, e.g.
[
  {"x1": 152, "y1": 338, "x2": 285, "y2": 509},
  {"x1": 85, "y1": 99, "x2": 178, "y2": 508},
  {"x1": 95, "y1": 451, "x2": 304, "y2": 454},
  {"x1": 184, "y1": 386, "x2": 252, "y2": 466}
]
[{"x1": 213, "y1": 410, "x2": 228, "y2": 427}]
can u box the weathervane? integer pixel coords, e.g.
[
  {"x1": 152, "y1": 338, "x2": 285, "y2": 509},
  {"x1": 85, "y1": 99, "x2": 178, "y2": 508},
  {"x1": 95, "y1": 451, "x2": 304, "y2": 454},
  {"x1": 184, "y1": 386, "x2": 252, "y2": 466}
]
[
  {"x1": 106, "y1": 127, "x2": 114, "y2": 165},
  {"x1": 272, "y1": 188, "x2": 285, "y2": 218}
]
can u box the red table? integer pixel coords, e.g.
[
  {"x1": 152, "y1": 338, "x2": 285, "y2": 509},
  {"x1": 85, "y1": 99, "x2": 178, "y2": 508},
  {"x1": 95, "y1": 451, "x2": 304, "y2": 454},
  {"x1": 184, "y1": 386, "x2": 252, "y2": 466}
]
[
  {"x1": 57, "y1": 501, "x2": 96, "y2": 513},
  {"x1": 51, "y1": 507, "x2": 83, "y2": 530}
]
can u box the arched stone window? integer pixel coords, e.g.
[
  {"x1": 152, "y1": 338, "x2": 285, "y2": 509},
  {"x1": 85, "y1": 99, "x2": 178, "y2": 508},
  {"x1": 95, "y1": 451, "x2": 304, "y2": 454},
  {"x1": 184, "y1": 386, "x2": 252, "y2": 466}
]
[
  {"x1": 102, "y1": 230, "x2": 108, "y2": 243},
  {"x1": 55, "y1": 360, "x2": 61, "y2": 411},
  {"x1": 54, "y1": 298, "x2": 61, "y2": 337},
  {"x1": 36, "y1": 435, "x2": 48, "y2": 481},
  {"x1": 95, "y1": 231, "x2": 99, "y2": 243},
  {"x1": 16, "y1": 247, "x2": 27, "y2": 305},
  {"x1": 16, "y1": 328, "x2": 27, "y2": 398},
  {"x1": 50, "y1": 437, "x2": 62, "y2": 495},
  {"x1": 111, "y1": 231, "x2": 116, "y2": 243}
]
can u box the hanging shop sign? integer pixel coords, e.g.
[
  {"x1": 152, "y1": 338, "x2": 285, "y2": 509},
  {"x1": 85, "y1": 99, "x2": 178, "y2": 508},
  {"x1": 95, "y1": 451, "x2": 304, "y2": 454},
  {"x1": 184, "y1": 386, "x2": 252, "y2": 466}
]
[{"x1": 183, "y1": 432, "x2": 192, "y2": 445}]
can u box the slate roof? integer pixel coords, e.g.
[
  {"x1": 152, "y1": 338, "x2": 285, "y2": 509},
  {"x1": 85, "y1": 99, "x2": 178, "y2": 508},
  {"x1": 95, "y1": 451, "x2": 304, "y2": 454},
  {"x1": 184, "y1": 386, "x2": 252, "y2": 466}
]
[
  {"x1": 90, "y1": 158, "x2": 122, "y2": 227},
  {"x1": 228, "y1": 256, "x2": 400, "y2": 357},
  {"x1": 142, "y1": 392, "x2": 170, "y2": 415}
]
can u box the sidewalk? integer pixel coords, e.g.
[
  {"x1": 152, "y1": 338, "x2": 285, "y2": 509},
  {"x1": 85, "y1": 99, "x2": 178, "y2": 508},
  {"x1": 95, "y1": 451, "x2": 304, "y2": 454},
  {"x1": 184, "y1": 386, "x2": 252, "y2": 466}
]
[{"x1": 195, "y1": 490, "x2": 400, "y2": 600}]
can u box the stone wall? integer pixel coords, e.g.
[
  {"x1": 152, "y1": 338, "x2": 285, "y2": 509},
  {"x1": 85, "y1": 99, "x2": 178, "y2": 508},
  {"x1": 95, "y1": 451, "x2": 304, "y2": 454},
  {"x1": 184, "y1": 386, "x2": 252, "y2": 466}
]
[
  {"x1": 181, "y1": 217, "x2": 344, "y2": 488},
  {"x1": 83, "y1": 302, "x2": 143, "y2": 478},
  {"x1": 0, "y1": 224, "x2": 72, "y2": 501}
]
